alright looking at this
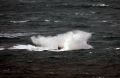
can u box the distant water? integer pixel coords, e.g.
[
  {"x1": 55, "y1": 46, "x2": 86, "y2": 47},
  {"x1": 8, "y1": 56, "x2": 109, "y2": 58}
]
[{"x1": 0, "y1": 0, "x2": 120, "y2": 78}]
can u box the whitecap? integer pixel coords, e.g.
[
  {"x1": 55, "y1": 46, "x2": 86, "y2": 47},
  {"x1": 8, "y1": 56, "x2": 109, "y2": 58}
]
[
  {"x1": 102, "y1": 20, "x2": 107, "y2": 22},
  {"x1": 45, "y1": 20, "x2": 50, "y2": 22},
  {"x1": 0, "y1": 48, "x2": 4, "y2": 50},
  {"x1": 10, "y1": 20, "x2": 29, "y2": 23},
  {"x1": 8, "y1": 44, "x2": 49, "y2": 51},
  {"x1": 54, "y1": 20, "x2": 60, "y2": 22},
  {"x1": 75, "y1": 13, "x2": 79, "y2": 15},
  {"x1": 115, "y1": 48, "x2": 120, "y2": 50},
  {"x1": 92, "y1": 4, "x2": 109, "y2": 7}
]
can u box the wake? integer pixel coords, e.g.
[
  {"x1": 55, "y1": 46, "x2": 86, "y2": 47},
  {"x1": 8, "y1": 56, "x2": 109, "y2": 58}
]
[{"x1": 9, "y1": 30, "x2": 93, "y2": 51}]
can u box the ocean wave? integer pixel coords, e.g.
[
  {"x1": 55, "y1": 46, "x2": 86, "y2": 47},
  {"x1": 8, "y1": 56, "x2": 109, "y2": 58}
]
[
  {"x1": 8, "y1": 30, "x2": 93, "y2": 51},
  {"x1": 8, "y1": 44, "x2": 49, "y2": 51},
  {"x1": 31, "y1": 30, "x2": 93, "y2": 51}
]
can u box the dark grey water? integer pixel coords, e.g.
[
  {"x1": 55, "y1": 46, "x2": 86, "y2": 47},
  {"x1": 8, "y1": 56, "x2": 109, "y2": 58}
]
[{"x1": 0, "y1": 0, "x2": 120, "y2": 78}]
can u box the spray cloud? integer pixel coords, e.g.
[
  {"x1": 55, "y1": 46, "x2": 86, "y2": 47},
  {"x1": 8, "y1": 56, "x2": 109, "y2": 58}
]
[{"x1": 31, "y1": 30, "x2": 93, "y2": 51}]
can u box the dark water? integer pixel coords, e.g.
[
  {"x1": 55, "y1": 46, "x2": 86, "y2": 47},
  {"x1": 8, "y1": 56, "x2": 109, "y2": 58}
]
[{"x1": 0, "y1": 0, "x2": 120, "y2": 78}]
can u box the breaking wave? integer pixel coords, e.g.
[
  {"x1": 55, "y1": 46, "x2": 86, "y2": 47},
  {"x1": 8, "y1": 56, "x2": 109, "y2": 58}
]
[
  {"x1": 31, "y1": 30, "x2": 93, "y2": 51},
  {"x1": 9, "y1": 30, "x2": 93, "y2": 51}
]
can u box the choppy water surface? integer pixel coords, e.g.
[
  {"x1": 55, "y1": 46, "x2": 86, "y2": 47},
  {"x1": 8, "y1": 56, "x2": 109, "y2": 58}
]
[{"x1": 0, "y1": 0, "x2": 120, "y2": 78}]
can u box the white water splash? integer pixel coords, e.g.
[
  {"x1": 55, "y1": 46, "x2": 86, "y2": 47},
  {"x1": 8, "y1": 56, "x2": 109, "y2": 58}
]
[
  {"x1": 30, "y1": 30, "x2": 93, "y2": 51},
  {"x1": 8, "y1": 30, "x2": 93, "y2": 51}
]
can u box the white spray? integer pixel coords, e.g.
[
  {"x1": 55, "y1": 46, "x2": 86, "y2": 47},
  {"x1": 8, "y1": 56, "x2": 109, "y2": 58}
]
[{"x1": 31, "y1": 30, "x2": 93, "y2": 51}]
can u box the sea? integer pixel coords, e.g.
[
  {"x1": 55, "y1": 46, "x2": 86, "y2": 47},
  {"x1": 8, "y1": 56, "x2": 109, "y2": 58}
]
[{"x1": 0, "y1": 0, "x2": 120, "y2": 78}]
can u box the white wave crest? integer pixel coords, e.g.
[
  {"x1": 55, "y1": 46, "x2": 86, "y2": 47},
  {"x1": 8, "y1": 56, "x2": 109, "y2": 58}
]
[
  {"x1": 8, "y1": 30, "x2": 93, "y2": 51},
  {"x1": 10, "y1": 20, "x2": 29, "y2": 23},
  {"x1": 0, "y1": 48, "x2": 5, "y2": 50},
  {"x1": 9, "y1": 44, "x2": 49, "y2": 51}
]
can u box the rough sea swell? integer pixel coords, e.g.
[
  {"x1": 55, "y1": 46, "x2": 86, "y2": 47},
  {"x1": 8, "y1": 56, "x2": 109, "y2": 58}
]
[{"x1": 0, "y1": 0, "x2": 120, "y2": 78}]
